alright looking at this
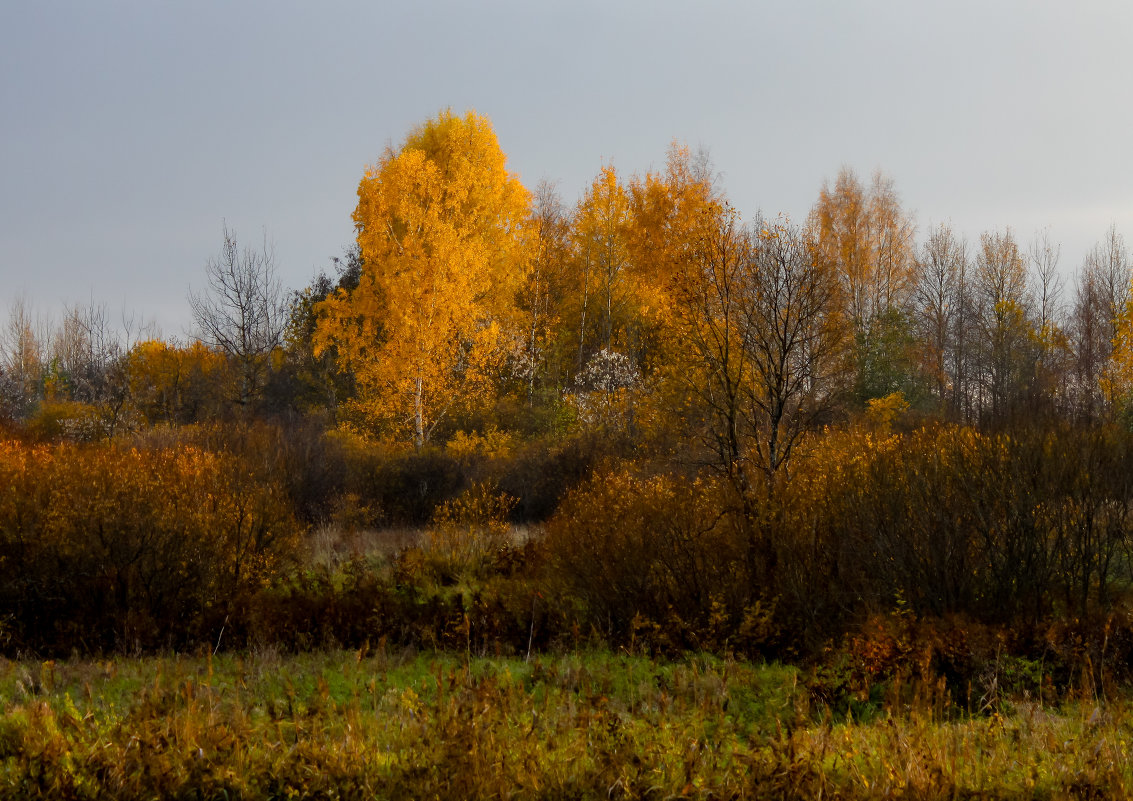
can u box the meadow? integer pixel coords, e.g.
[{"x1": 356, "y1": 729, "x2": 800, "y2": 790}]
[{"x1": 1, "y1": 646, "x2": 1132, "y2": 799}]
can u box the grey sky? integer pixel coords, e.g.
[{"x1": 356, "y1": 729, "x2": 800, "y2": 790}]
[{"x1": 3, "y1": 1, "x2": 1132, "y2": 338}]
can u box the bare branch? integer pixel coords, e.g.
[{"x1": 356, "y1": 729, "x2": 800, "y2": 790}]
[{"x1": 188, "y1": 222, "x2": 286, "y2": 408}]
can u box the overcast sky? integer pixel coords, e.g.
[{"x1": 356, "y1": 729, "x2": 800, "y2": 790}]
[{"x1": 3, "y1": 1, "x2": 1133, "y2": 339}]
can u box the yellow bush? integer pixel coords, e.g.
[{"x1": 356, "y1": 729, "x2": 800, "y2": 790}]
[
  {"x1": 426, "y1": 482, "x2": 517, "y2": 573},
  {"x1": 445, "y1": 426, "x2": 515, "y2": 460},
  {"x1": 25, "y1": 400, "x2": 106, "y2": 441}
]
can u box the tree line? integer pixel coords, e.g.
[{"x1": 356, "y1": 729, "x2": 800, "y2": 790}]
[
  {"x1": 4, "y1": 110, "x2": 1132, "y2": 451},
  {"x1": 4, "y1": 108, "x2": 1133, "y2": 660}
]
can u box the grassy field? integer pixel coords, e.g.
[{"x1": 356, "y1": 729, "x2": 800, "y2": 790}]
[{"x1": 0, "y1": 647, "x2": 1130, "y2": 799}]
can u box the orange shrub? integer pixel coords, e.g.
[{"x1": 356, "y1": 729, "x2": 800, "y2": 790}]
[{"x1": 0, "y1": 439, "x2": 301, "y2": 653}]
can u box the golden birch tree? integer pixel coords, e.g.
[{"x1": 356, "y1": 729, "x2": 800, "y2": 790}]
[
  {"x1": 315, "y1": 110, "x2": 531, "y2": 448},
  {"x1": 568, "y1": 165, "x2": 632, "y2": 371}
]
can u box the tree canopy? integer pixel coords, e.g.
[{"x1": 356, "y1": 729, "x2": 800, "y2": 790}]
[{"x1": 314, "y1": 109, "x2": 531, "y2": 447}]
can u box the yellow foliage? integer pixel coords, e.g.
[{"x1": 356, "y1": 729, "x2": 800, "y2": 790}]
[
  {"x1": 628, "y1": 142, "x2": 721, "y2": 318},
  {"x1": 26, "y1": 400, "x2": 105, "y2": 441},
  {"x1": 446, "y1": 426, "x2": 515, "y2": 460},
  {"x1": 316, "y1": 110, "x2": 531, "y2": 448},
  {"x1": 1104, "y1": 282, "x2": 1133, "y2": 410},
  {"x1": 572, "y1": 165, "x2": 632, "y2": 352},
  {"x1": 426, "y1": 482, "x2": 517, "y2": 569},
  {"x1": 126, "y1": 339, "x2": 228, "y2": 424},
  {"x1": 810, "y1": 168, "x2": 915, "y2": 332},
  {"x1": 865, "y1": 391, "x2": 910, "y2": 432}
]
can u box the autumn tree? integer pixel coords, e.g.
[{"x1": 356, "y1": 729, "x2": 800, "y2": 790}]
[
  {"x1": 809, "y1": 168, "x2": 916, "y2": 403},
  {"x1": 573, "y1": 146, "x2": 720, "y2": 423},
  {"x1": 516, "y1": 181, "x2": 573, "y2": 405},
  {"x1": 568, "y1": 165, "x2": 633, "y2": 373},
  {"x1": 1105, "y1": 251, "x2": 1133, "y2": 419},
  {"x1": 972, "y1": 228, "x2": 1038, "y2": 423},
  {"x1": 627, "y1": 143, "x2": 721, "y2": 348},
  {"x1": 1075, "y1": 225, "x2": 1131, "y2": 419},
  {"x1": 315, "y1": 109, "x2": 531, "y2": 448}
]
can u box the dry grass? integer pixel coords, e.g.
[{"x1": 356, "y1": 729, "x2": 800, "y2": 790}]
[
  {"x1": 0, "y1": 649, "x2": 1132, "y2": 799},
  {"x1": 307, "y1": 522, "x2": 540, "y2": 570},
  {"x1": 305, "y1": 524, "x2": 424, "y2": 568}
]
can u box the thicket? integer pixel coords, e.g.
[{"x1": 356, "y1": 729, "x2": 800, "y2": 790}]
[
  {"x1": 0, "y1": 437, "x2": 298, "y2": 653},
  {"x1": 537, "y1": 422, "x2": 1133, "y2": 697},
  {"x1": 3, "y1": 413, "x2": 1133, "y2": 712},
  {"x1": 0, "y1": 418, "x2": 617, "y2": 657}
]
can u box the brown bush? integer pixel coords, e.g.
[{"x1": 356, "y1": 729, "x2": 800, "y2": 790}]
[
  {"x1": 337, "y1": 439, "x2": 466, "y2": 526},
  {"x1": 542, "y1": 467, "x2": 766, "y2": 653},
  {"x1": 777, "y1": 424, "x2": 1133, "y2": 642},
  {"x1": 0, "y1": 439, "x2": 302, "y2": 653}
]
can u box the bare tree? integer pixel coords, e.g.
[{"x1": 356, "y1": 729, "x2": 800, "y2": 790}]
[
  {"x1": 973, "y1": 228, "x2": 1035, "y2": 423},
  {"x1": 671, "y1": 212, "x2": 849, "y2": 486},
  {"x1": 912, "y1": 224, "x2": 968, "y2": 416},
  {"x1": 668, "y1": 205, "x2": 753, "y2": 485},
  {"x1": 1025, "y1": 229, "x2": 1073, "y2": 413},
  {"x1": 667, "y1": 212, "x2": 848, "y2": 591},
  {"x1": 741, "y1": 217, "x2": 849, "y2": 483},
  {"x1": 1071, "y1": 225, "x2": 1131, "y2": 420},
  {"x1": 189, "y1": 223, "x2": 286, "y2": 409},
  {"x1": 0, "y1": 297, "x2": 47, "y2": 419},
  {"x1": 1029, "y1": 229, "x2": 1064, "y2": 337},
  {"x1": 50, "y1": 302, "x2": 120, "y2": 403}
]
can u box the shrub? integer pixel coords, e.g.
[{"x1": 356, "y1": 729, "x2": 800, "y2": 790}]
[
  {"x1": 542, "y1": 467, "x2": 762, "y2": 653},
  {"x1": 0, "y1": 439, "x2": 302, "y2": 653},
  {"x1": 153, "y1": 420, "x2": 348, "y2": 526},
  {"x1": 778, "y1": 423, "x2": 1133, "y2": 641},
  {"x1": 340, "y1": 438, "x2": 466, "y2": 526},
  {"x1": 25, "y1": 400, "x2": 106, "y2": 442},
  {"x1": 424, "y1": 482, "x2": 518, "y2": 581}
]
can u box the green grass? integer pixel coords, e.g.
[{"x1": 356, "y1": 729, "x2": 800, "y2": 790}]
[{"x1": 0, "y1": 648, "x2": 1131, "y2": 799}]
